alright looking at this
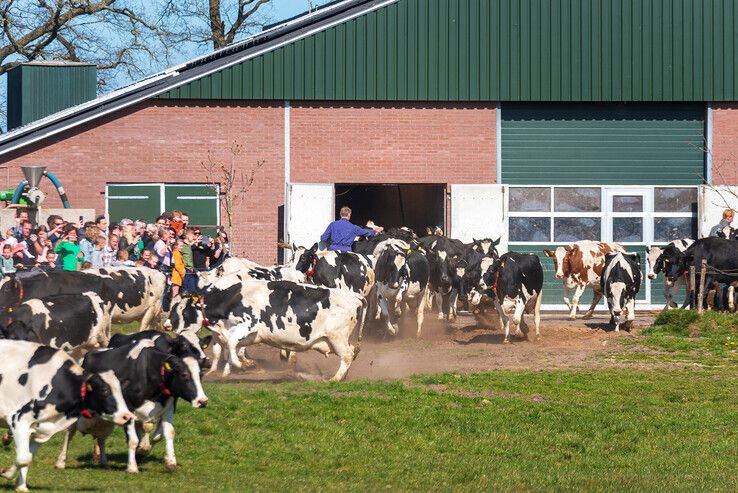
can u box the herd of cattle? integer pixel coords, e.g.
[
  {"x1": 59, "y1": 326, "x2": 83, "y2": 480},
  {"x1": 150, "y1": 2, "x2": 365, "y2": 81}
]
[{"x1": 0, "y1": 228, "x2": 735, "y2": 491}]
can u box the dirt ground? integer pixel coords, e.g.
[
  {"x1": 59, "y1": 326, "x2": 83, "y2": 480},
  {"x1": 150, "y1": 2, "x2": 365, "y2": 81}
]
[{"x1": 207, "y1": 310, "x2": 657, "y2": 383}]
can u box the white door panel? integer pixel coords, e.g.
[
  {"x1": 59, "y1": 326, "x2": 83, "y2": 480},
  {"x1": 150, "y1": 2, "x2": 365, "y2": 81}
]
[
  {"x1": 288, "y1": 183, "x2": 334, "y2": 253},
  {"x1": 450, "y1": 184, "x2": 507, "y2": 253},
  {"x1": 699, "y1": 185, "x2": 738, "y2": 237}
]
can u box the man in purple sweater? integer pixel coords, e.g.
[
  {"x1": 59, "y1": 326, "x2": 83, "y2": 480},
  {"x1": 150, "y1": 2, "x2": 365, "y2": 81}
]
[{"x1": 320, "y1": 206, "x2": 383, "y2": 252}]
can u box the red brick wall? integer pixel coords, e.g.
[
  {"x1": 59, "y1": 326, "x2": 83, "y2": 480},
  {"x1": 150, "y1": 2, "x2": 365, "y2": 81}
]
[
  {"x1": 711, "y1": 103, "x2": 738, "y2": 185},
  {"x1": 2, "y1": 100, "x2": 285, "y2": 263},
  {"x1": 291, "y1": 101, "x2": 497, "y2": 184}
]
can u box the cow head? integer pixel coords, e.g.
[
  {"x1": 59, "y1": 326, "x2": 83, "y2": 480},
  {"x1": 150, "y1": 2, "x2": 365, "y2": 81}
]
[
  {"x1": 160, "y1": 356, "x2": 208, "y2": 408},
  {"x1": 0, "y1": 275, "x2": 22, "y2": 309},
  {"x1": 472, "y1": 237, "x2": 501, "y2": 258},
  {"x1": 0, "y1": 318, "x2": 33, "y2": 342},
  {"x1": 165, "y1": 295, "x2": 203, "y2": 333},
  {"x1": 427, "y1": 249, "x2": 456, "y2": 292},
  {"x1": 544, "y1": 246, "x2": 575, "y2": 279},
  {"x1": 170, "y1": 334, "x2": 213, "y2": 374},
  {"x1": 83, "y1": 371, "x2": 134, "y2": 425},
  {"x1": 660, "y1": 245, "x2": 688, "y2": 283},
  {"x1": 375, "y1": 247, "x2": 408, "y2": 289},
  {"x1": 293, "y1": 243, "x2": 319, "y2": 276},
  {"x1": 646, "y1": 246, "x2": 663, "y2": 279}
]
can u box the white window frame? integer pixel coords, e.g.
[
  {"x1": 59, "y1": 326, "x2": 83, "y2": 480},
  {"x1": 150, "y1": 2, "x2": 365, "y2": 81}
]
[{"x1": 508, "y1": 184, "x2": 699, "y2": 310}]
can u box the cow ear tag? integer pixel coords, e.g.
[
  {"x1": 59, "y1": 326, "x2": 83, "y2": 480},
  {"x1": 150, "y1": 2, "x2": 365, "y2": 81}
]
[
  {"x1": 406, "y1": 249, "x2": 412, "y2": 255},
  {"x1": 202, "y1": 344, "x2": 208, "y2": 349},
  {"x1": 7, "y1": 308, "x2": 11, "y2": 313},
  {"x1": 164, "y1": 362, "x2": 172, "y2": 371},
  {"x1": 86, "y1": 384, "x2": 93, "y2": 392}
]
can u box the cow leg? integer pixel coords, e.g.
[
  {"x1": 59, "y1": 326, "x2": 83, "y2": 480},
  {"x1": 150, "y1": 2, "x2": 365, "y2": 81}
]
[
  {"x1": 582, "y1": 289, "x2": 603, "y2": 320},
  {"x1": 663, "y1": 279, "x2": 676, "y2": 309},
  {"x1": 568, "y1": 284, "x2": 587, "y2": 320},
  {"x1": 3, "y1": 423, "x2": 32, "y2": 492},
  {"x1": 435, "y1": 293, "x2": 444, "y2": 320},
  {"x1": 97, "y1": 437, "x2": 109, "y2": 469},
  {"x1": 625, "y1": 298, "x2": 636, "y2": 331},
  {"x1": 562, "y1": 283, "x2": 573, "y2": 310},
  {"x1": 124, "y1": 420, "x2": 140, "y2": 474},
  {"x1": 54, "y1": 426, "x2": 77, "y2": 470},
  {"x1": 728, "y1": 282, "x2": 736, "y2": 313},
  {"x1": 678, "y1": 276, "x2": 691, "y2": 309},
  {"x1": 448, "y1": 290, "x2": 458, "y2": 321},
  {"x1": 512, "y1": 298, "x2": 526, "y2": 339},
  {"x1": 328, "y1": 337, "x2": 358, "y2": 382},
  {"x1": 161, "y1": 402, "x2": 177, "y2": 471},
  {"x1": 533, "y1": 292, "x2": 542, "y2": 340},
  {"x1": 415, "y1": 291, "x2": 427, "y2": 338},
  {"x1": 137, "y1": 422, "x2": 152, "y2": 457},
  {"x1": 139, "y1": 305, "x2": 158, "y2": 331}
]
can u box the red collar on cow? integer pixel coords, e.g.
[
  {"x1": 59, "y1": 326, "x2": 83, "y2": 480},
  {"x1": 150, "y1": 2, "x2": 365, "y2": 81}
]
[
  {"x1": 80, "y1": 379, "x2": 93, "y2": 419},
  {"x1": 16, "y1": 279, "x2": 23, "y2": 306},
  {"x1": 159, "y1": 363, "x2": 172, "y2": 396},
  {"x1": 197, "y1": 295, "x2": 211, "y2": 327},
  {"x1": 491, "y1": 270, "x2": 500, "y2": 292},
  {"x1": 306, "y1": 258, "x2": 317, "y2": 278}
]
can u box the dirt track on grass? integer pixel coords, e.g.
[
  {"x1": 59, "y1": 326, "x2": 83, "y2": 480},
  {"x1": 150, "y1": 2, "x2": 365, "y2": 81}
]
[{"x1": 205, "y1": 311, "x2": 657, "y2": 383}]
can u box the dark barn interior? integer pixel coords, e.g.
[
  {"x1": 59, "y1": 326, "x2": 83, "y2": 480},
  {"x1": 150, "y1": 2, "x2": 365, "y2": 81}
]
[{"x1": 334, "y1": 184, "x2": 445, "y2": 236}]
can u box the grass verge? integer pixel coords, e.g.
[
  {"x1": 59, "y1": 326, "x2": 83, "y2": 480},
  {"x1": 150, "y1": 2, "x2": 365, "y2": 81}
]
[
  {"x1": 1, "y1": 368, "x2": 736, "y2": 492},
  {"x1": 618, "y1": 310, "x2": 738, "y2": 366}
]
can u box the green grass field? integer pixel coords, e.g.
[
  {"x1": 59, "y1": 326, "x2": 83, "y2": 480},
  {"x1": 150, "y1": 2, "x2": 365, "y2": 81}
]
[
  {"x1": 1, "y1": 314, "x2": 736, "y2": 492},
  {"x1": 1, "y1": 368, "x2": 736, "y2": 492}
]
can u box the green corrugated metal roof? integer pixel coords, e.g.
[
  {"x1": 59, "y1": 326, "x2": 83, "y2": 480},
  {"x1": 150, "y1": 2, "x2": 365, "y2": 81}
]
[{"x1": 159, "y1": 0, "x2": 738, "y2": 102}]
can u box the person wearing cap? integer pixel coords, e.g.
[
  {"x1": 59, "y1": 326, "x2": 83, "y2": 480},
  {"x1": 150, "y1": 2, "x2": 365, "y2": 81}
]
[
  {"x1": 709, "y1": 208, "x2": 735, "y2": 238},
  {"x1": 320, "y1": 206, "x2": 383, "y2": 252}
]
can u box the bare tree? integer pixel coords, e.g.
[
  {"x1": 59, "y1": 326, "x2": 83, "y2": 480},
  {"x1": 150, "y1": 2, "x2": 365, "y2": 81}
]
[
  {"x1": 0, "y1": 1, "x2": 177, "y2": 85},
  {"x1": 200, "y1": 141, "x2": 264, "y2": 245},
  {"x1": 167, "y1": 0, "x2": 273, "y2": 50}
]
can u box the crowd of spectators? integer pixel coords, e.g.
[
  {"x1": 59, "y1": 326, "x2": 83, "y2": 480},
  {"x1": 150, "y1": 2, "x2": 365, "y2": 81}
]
[{"x1": 1, "y1": 209, "x2": 230, "y2": 295}]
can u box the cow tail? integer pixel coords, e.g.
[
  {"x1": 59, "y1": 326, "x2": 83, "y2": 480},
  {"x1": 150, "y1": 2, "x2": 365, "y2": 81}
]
[{"x1": 356, "y1": 297, "x2": 368, "y2": 342}]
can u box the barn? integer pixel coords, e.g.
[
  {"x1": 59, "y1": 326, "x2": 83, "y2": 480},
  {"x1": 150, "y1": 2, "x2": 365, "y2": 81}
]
[{"x1": 1, "y1": 0, "x2": 737, "y2": 309}]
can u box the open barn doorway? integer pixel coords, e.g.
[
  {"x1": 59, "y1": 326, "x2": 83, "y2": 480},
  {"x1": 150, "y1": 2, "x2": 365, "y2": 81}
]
[{"x1": 334, "y1": 184, "x2": 446, "y2": 235}]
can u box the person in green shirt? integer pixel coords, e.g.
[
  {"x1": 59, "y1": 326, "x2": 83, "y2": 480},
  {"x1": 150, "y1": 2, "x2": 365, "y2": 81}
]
[
  {"x1": 181, "y1": 227, "x2": 197, "y2": 294},
  {"x1": 54, "y1": 226, "x2": 84, "y2": 271}
]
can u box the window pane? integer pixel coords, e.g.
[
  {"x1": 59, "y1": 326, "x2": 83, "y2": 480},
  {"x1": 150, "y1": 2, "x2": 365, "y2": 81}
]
[
  {"x1": 613, "y1": 195, "x2": 643, "y2": 212},
  {"x1": 613, "y1": 217, "x2": 643, "y2": 242},
  {"x1": 654, "y1": 217, "x2": 697, "y2": 242},
  {"x1": 654, "y1": 188, "x2": 697, "y2": 213},
  {"x1": 554, "y1": 187, "x2": 601, "y2": 212},
  {"x1": 509, "y1": 217, "x2": 550, "y2": 242},
  {"x1": 554, "y1": 217, "x2": 601, "y2": 242},
  {"x1": 509, "y1": 187, "x2": 550, "y2": 212}
]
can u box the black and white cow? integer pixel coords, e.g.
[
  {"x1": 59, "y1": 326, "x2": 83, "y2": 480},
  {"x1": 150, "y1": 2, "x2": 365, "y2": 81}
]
[
  {"x1": 167, "y1": 280, "x2": 366, "y2": 381},
  {"x1": 0, "y1": 341, "x2": 132, "y2": 492},
  {"x1": 457, "y1": 252, "x2": 498, "y2": 327},
  {"x1": 352, "y1": 228, "x2": 418, "y2": 255},
  {"x1": 109, "y1": 330, "x2": 212, "y2": 375},
  {"x1": 0, "y1": 268, "x2": 166, "y2": 330},
  {"x1": 373, "y1": 241, "x2": 430, "y2": 337},
  {"x1": 471, "y1": 252, "x2": 543, "y2": 343},
  {"x1": 293, "y1": 244, "x2": 375, "y2": 297},
  {"x1": 198, "y1": 256, "x2": 304, "y2": 289},
  {"x1": 647, "y1": 239, "x2": 694, "y2": 310},
  {"x1": 670, "y1": 237, "x2": 738, "y2": 311},
  {"x1": 0, "y1": 293, "x2": 111, "y2": 358},
  {"x1": 55, "y1": 340, "x2": 208, "y2": 473},
  {"x1": 601, "y1": 252, "x2": 642, "y2": 332}
]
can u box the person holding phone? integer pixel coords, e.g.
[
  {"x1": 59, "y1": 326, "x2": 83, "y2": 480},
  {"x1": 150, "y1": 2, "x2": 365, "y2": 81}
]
[{"x1": 54, "y1": 225, "x2": 84, "y2": 271}]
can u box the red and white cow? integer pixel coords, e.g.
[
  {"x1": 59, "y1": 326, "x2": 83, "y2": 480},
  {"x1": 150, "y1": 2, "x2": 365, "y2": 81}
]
[{"x1": 544, "y1": 240, "x2": 625, "y2": 320}]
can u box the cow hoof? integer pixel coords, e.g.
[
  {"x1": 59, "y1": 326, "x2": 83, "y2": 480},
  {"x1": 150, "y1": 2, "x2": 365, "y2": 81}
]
[
  {"x1": 353, "y1": 345, "x2": 361, "y2": 357},
  {"x1": 503, "y1": 339, "x2": 510, "y2": 344},
  {"x1": 2, "y1": 432, "x2": 12, "y2": 447},
  {"x1": 54, "y1": 462, "x2": 66, "y2": 470},
  {"x1": 164, "y1": 460, "x2": 177, "y2": 472},
  {"x1": 15, "y1": 486, "x2": 28, "y2": 493},
  {"x1": 137, "y1": 445, "x2": 152, "y2": 457},
  {"x1": 241, "y1": 359, "x2": 257, "y2": 369},
  {"x1": 437, "y1": 313, "x2": 444, "y2": 320},
  {"x1": 582, "y1": 312, "x2": 594, "y2": 320}
]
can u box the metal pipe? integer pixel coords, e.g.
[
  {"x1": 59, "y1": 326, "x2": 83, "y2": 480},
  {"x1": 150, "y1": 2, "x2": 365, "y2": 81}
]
[
  {"x1": 11, "y1": 180, "x2": 28, "y2": 204},
  {"x1": 43, "y1": 171, "x2": 71, "y2": 208}
]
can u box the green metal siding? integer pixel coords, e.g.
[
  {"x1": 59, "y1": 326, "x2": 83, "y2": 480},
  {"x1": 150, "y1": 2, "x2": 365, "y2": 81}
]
[
  {"x1": 7, "y1": 64, "x2": 96, "y2": 130},
  {"x1": 164, "y1": 185, "x2": 219, "y2": 228},
  {"x1": 158, "y1": 0, "x2": 738, "y2": 102},
  {"x1": 501, "y1": 103, "x2": 706, "y2": 185}
]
